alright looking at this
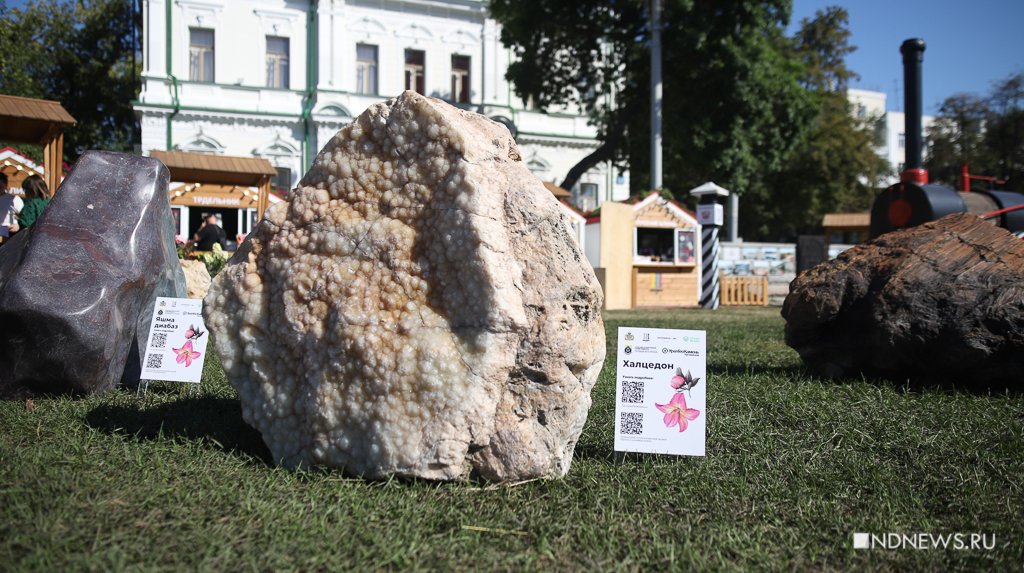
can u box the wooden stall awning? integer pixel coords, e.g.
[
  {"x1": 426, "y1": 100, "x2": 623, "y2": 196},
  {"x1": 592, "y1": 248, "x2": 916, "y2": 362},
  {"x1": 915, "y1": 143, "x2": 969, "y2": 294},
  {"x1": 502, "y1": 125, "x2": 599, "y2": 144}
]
[
  {"x1": 150, "y1": 150, "x2": 278, "y2": 217},
  {"x1": 822, "y1": 212, "x2": 870, "y2": 230},
  {"x1": 169, "y1": 183, "x2": 262, "y2": 209},
  {"x1": 150, "y1": 150, "x2": 278, "y2": 186},
  {"x1": 0, "y1": 94, "x2": 76, "y2": 194},
  {"x1": 543, "y1": 181, "x2": 571, "y2": 198},
  {"x1": 0, "y1": 94, "x2": 76, "y2": 142}
]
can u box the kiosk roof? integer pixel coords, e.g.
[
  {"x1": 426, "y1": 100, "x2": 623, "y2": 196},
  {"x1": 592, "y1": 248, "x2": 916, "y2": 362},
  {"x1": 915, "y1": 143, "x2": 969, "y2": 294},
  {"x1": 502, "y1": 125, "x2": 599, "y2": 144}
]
[
  {"x1": 0, "y1": 94, "x2": 76, "y2": 143},
  {"x1": 150, "y1": 150, "x2": 278, "y2": 186}
]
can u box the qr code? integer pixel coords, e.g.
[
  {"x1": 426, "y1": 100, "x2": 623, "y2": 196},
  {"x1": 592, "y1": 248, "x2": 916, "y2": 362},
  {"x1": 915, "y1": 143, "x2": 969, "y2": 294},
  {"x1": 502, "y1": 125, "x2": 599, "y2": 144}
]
[
  {"x1": 150, "y1": 332, "x2": 168, "y2": 349},
  {"x1": 620, "y1": 412, "x2": 644, "y2": 435},
  {"x1": 621, "y1": 379, "x2": 644, "y2": 404},
  {"x1": 145, "y1": 353, "x2": 163, "y2": 370}
]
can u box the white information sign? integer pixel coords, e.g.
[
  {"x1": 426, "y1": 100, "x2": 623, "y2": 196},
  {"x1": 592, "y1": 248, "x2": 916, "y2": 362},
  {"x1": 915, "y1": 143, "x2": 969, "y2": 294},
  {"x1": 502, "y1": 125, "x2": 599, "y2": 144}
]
[
  {"x1": 140, "y1": 297, "x2": 209, "y2": 383},
  {"x1": 697, "y1": 203, "x2": 724, "y2": 226},
  {"x1": 614, "y1": 327, "x2": 706, "y2": 456}
]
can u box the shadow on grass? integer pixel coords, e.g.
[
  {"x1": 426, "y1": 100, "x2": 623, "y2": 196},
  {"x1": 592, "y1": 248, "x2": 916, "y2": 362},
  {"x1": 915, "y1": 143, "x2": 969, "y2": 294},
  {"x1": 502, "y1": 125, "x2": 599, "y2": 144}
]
[
  {"x1": 571, "y1": 441, "x2": 617, "y2": 464},
  {"x1": 85, "y1": 396, "x2": 272, "y2": 464},
  {"x1": 708, "y1": 362, "x2": 807, "y2": 378},
  {"x1": 711, "y1": 360, "x2": 1021, "y2": 395},
  {"x1": 827, "y1": 374, "x2": 1023, "y2": 396}
]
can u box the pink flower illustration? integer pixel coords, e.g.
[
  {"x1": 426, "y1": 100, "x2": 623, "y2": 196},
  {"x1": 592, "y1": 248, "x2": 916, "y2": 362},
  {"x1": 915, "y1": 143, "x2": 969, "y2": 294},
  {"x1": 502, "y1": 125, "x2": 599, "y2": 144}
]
[
  {"x1": 670, "y1": 368, "x2": 700, "y2": 395},
  {"x1": 655, "y1": 393, "x2": 700, "y2": 432},
  {"x1": 172, "y1": 340, "x2": 202, "y2": 367}
]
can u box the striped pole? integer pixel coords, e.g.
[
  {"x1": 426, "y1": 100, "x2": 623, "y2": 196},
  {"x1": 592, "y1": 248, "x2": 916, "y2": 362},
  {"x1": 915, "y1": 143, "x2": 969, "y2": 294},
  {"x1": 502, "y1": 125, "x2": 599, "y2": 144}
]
[{"x1": 700, "y1": 225, "x2": 720, "y2": 309}]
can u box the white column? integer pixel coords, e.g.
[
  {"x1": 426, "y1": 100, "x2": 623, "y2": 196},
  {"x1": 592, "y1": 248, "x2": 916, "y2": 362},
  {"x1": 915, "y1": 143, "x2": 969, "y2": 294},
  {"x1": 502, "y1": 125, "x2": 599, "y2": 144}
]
[
  {"x1": 317, "y1": 0, "x2": 336, "y2": 90},
  {"x1": 145, "y1": 0, "x2": 168, "y2": 77},
  {"x1": 483, "y1": 19, "x2": 502, "y2": 107}
]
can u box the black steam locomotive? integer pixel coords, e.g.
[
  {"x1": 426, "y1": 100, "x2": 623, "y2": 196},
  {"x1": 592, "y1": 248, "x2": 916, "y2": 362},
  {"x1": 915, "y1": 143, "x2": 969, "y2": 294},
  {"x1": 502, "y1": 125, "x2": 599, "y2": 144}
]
[{"x1": 870, "y1": 39, "x2": 1024, "y2": 238}]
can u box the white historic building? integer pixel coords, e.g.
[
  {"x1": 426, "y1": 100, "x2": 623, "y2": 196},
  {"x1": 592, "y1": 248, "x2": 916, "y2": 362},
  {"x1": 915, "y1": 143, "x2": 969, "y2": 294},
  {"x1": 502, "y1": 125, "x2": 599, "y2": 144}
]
[
  {"x1": 134, "y1": 0, "x2": 630, "y2": 214},
  {"x1": 847, "y1": 88, "x2": 936, "y2": 176}
]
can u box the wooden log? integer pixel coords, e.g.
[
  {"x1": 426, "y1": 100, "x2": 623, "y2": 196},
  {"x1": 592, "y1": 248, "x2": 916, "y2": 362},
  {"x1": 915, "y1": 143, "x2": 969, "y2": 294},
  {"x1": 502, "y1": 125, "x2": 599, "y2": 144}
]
[{"x1": 782, "y1": 213, "x2": 1024, "y2": 387}]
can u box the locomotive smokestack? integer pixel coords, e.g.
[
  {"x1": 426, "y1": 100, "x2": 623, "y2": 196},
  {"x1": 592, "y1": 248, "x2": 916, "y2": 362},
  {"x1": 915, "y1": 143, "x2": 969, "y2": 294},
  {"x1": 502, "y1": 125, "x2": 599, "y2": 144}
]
[{"x1": 900, "y1": 38, "x2": 927, "y2": 184}]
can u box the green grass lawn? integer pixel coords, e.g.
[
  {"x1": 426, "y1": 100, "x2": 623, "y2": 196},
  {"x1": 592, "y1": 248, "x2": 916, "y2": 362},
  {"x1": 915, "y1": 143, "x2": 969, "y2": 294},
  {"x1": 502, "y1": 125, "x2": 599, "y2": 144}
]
[{"x1": 1, "y1": 307, "x2": 1021, "y2": 571}]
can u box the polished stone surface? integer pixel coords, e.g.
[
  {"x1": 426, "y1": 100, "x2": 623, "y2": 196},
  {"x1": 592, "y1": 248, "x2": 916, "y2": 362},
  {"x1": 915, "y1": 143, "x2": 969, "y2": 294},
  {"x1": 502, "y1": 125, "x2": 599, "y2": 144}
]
[{"x1": 0, "y1": 151, "x2": 187, "y2": 397}]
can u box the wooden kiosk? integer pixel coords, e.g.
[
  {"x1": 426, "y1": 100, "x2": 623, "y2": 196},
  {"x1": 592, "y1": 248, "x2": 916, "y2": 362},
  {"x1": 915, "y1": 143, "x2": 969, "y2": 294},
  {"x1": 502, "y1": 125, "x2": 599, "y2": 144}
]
[
  {"x1": 0, "y1": 94, "x2": 76, "y2": 193},
  {"x1": 584, "y1": 193, "x2": 702, "y2": 309},
  {"x1": 0, "y1": 147, "x2": 45, "y2": 192},
  {"x1": 149, "y1": 150, "x2": 278, "y2": 242},
  {"x1": 822, "y1": 212, "x2": 869, "y2": 246}
]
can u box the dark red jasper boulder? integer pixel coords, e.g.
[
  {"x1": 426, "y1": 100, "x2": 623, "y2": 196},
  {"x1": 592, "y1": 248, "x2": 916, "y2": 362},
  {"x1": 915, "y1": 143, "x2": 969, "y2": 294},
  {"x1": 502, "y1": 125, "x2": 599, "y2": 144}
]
[
  {"x1": 0, "y1": 151, "x2": 187, "y2": 397},
  {"x1": 782, "y1": 213, "x2": 1024, "y2": 387}
]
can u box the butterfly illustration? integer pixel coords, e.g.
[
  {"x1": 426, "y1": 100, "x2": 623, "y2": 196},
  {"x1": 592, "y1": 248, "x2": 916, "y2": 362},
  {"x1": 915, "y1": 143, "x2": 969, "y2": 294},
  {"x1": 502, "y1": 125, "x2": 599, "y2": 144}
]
[
  {"x1": 670, "y1": 367, "x2": 700, "y2": 396},
  {"x1": 184, "y1": 324, "x2": 205, "y2": 340},
  {"x1": 173, "y1": 340, "x2": 202, "y2": 367}
]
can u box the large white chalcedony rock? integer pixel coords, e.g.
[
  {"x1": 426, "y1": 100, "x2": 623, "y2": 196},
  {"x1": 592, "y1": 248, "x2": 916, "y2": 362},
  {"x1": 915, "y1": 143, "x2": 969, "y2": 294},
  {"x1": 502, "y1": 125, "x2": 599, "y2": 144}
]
[{"x1": 204, "y1": 91, "x2": 605, "y2": 481}]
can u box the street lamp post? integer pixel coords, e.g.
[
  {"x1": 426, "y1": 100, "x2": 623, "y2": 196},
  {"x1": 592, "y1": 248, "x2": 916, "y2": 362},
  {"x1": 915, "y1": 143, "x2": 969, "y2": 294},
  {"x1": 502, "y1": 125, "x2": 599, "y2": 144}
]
[{"x1": 650, "y1": 0, "x2": 663, "y2": 191}]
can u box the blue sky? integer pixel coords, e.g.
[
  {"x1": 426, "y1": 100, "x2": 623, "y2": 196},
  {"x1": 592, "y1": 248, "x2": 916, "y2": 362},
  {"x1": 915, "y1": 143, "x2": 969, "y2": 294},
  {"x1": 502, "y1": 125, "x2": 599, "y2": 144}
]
[{"x1": 791, "y1": 0, "x2": 1024, "y2": 113}]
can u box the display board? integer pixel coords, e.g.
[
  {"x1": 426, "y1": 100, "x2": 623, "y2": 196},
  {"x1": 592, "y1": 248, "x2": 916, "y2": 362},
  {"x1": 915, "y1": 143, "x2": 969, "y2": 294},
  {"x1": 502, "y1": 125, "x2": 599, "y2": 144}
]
[
  {"x1": 140, "y1": 297, "x2": 209, "y2": 384},
  {"x1": 614, "y1": 327, "x2": 706, "y2": 456}
]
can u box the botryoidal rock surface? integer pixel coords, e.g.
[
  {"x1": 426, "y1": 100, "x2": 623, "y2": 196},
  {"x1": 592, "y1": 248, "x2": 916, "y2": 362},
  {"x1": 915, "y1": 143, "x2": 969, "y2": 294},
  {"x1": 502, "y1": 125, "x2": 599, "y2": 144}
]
[
  {"x1": 204, "y1": 91, "x2": 605, "y2": 481},
  {"x1": 782, "y1": 213, "x2": 1024, "y2": 386}
]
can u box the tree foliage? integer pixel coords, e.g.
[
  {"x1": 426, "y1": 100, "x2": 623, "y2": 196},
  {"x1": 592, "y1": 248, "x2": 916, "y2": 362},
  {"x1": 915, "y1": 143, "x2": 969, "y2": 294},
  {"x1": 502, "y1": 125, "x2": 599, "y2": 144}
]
[
  {"x1": 926, "y1": 74, "x2": 1024, "y2": 191},
  {"x1": 490, "y1": 1, "x2": 892, "y2": 240},
  {"x1": 0, "y1": 0, "x2": 139, "y2": 162},
  {"x1": 761, "y1": 7, "x2": 890, "y2": 239}
]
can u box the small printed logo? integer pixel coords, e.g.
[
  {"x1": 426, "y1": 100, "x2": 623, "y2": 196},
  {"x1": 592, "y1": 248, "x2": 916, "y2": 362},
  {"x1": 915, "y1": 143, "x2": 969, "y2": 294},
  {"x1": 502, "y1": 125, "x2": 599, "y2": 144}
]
[
  {"x1": 642, "y1": 333, "x2": 650, "y2": 342},
  {"x1": 624, "y1": 346, "x2": 632, "y2": 355},
  {"x1": 159, "y1": 300, "x2": 167, "y2": 307},
  {"x1": 663, "y1": 348, "x2": 700, "y2": 356},
  {"x1": 157, "y1": 310, "x2": 164, "y2": 316},
  {"x1": 625, "y1": 333, "x2": 635, "y2": 341},
  {"x1": 853, "y1": 533, "x2": 869, "y2": 549}
]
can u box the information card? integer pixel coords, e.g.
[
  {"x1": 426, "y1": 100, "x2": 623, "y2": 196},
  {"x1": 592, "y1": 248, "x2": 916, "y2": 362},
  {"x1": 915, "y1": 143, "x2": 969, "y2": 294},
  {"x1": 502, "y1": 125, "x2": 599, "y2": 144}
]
[
  {"x1": 614, "y1": 327, "x2": 706, "y2": 456},
  {"x1": 140, "y1": 297, "x2": 209, "y2": 384}
]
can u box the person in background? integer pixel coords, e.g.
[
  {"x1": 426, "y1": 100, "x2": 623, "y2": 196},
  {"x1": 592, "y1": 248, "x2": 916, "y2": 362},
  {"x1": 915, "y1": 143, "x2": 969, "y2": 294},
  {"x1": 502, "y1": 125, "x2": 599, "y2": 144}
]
[
  {"x1": 193, "y1": 213, "x2": 226, "y2": 251},
  {"x1": 0, "y1": 173, "x2": 24, "y2": 241},
  {"x1": 14, "y1": 174, "x2": 50, "y2": 232}
]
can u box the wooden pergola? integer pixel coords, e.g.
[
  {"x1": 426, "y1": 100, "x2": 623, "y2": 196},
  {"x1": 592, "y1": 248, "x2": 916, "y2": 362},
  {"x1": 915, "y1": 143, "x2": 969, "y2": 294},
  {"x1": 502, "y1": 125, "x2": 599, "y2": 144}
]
[
  {"x1": 0, "y1": 94, "x2": 76, "y2": 193},
  {"x1": 149, "y1": 150, "x2": 278, "y2": 217}
]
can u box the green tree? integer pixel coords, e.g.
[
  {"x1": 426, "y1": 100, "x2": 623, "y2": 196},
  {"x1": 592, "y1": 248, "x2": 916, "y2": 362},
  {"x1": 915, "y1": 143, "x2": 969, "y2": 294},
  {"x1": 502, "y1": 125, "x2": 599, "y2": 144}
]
[
  {"x1": 490, "y1": 1, "x2": 890, "y2": 240},
  {"x1": 488, "y1": 0, "x2": 646, "y2": 191},
  {"x1": 982, "y1": 73, "x2": 1024, "y2": 190},
  {"x1": 924, "y1": 93, "x2": 990, "y2": 187},
  {"x1": 0, "y1": 0, "x2": 140, "y2": 162},
  {"x1": 925, "y1": 73, "x2": 1024, "y2": 192},
  {"x1": 761, "y1": 7, "x2": 890, "y2": 239},
  {"x1": 651, "y1": 0, "x2": 815, "y2": 240},
  {"x1": 490, "y1": 0, "x2": 813, "y2": 218}
]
